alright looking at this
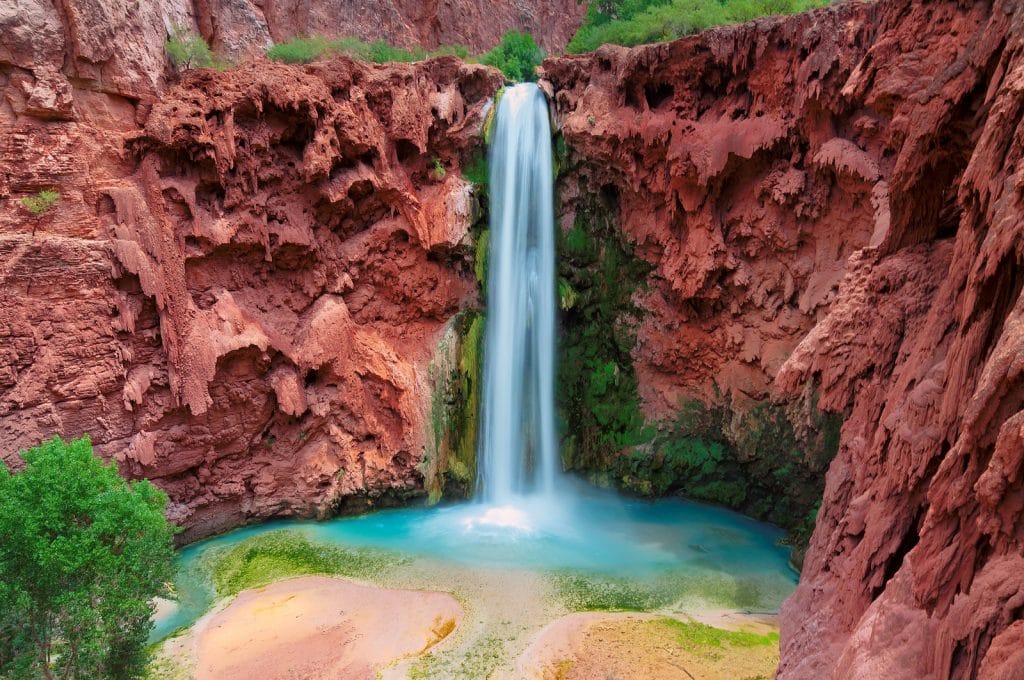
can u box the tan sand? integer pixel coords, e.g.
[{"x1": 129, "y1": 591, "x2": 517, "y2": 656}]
[
  {"x1": 514, "y1": 612, "x2": 779, "y2": 680},
  {"x1": 191, "y1": 576, "x2": 463, "y2": 680}
]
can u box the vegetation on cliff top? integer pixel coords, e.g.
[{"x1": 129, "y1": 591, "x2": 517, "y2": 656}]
[
  {"x1": 567, "y1": 0, "x2": 832, "y2": 53},
  {"x1": 267, "y1": 31, "x2": 543, "y2": 81},
  {"x1": 0, "y1": 436, "x2": 176, "y2": 679},
  {"x1": 165, "y1": 26, "x2": 230, "y2": 71}
]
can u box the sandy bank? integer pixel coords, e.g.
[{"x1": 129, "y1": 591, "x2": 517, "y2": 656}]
[{"x1": 165, "y1": 576, "x2": 462, "y2": 679}]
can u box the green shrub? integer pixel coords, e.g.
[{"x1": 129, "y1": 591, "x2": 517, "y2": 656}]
[
  {"x1": 266, "y1": 36, "x2": 331, "y2": 64},
  {"x1": 479, "y1": 31, "x2": 544, "y2": 81},
  {"x1": 19, "y1": 189, "x2": 59, "y2": 216},
  {"x1": 165, "y1": 25, "x2": 215, "y2": 69},
  {"x1": 0, "y1": 436, "x2": 176, "y2": 679},
  {"x1": 567, "y1": 0, "x2": 831, "y2": 53}
]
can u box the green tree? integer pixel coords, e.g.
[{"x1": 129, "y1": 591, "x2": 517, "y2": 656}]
[
  {"x1": 479, "y1": 31, "x2": 544, "y2": 81},
  {"x1": 0, "y1": 436, "x2": 176, "y2": 679}
]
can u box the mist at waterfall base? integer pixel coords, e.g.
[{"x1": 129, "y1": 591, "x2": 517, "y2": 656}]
[{"x1": 151, "y1": 84, "x2": 797, "y2": 640}]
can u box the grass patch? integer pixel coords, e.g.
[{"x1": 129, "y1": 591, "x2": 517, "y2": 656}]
[
  {"x1": 567, "y1": 0, "x2": 831, "y2": 53},
  {"x1": 200, "y1": 530, "x2": 407, "y2": 597},
  {"x1": 654, "y1": 617, "x2": 778, "y2": 661}
]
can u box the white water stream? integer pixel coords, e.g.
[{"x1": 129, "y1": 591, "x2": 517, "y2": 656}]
[{"x1": 475, "y1": 83, "x2": 559, "y2": 507}]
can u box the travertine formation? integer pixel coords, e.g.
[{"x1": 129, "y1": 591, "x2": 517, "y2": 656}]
[
  {"x1": 542, "y1": 1, "x2": 1024, "y2": 677},
  {"x1": 4, "y1": 0, "x2": 1024, "y2": 677},
  {"x1": 0, "y1": 0, "x2": 582, "y2": 103},
  {"x1": 1, "y1": 51, "x2": 501, "y2": 540}
]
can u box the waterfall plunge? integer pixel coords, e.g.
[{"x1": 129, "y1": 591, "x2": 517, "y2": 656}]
[{"x1": 475, "y1": 83, "x2": 559, "y2": 507}]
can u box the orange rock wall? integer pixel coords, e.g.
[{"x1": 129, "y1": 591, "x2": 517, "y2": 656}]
[
  {"x1": 542, "y1": 0, "x2": 1024, "y2": 677},
  {"x1": 1, "y1": 54, "x2": 501, "y2": 540}
]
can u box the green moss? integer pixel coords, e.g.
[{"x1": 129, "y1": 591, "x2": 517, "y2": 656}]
[
  {"x1": 655, "y1": 617, "x2": 778, "y2": 657},
  {"x1": 200, "y1": 530, "x2": 406, "y2": 597},
  {"x1": 552, "y1": 572, "x2": 676, "y2": 611},
  {"x1": 409, "y1": 634, "x2": 505, "y2": 680},
  {"x1": 608, "y1": 396, "x2": 841, "y2": 546},
  {"x1": 482, "y1": 87, "x2": 505, "y2": 146},
  {"x1": 462, "y1": 152, "x2": 489, "y2": 189},
  {"x1": 474, "y1": 230, "x2": 490, "y2": 292},
  {"x1": 452, "y1": 313, "x2": 484, "y2": 489}
]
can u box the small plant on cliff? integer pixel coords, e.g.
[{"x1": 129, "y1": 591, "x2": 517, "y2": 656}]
[
  {"x1": 432, "y1": 156, "x2": 447, "y2": 180},
  {"x1": 479, "y1": 31, "x2": 544, "y2": 81},
  {"x1": 0, "y1": 436, "x2": 176, "y2": 679},
  {"x1": 267, "y1": 36, "x2": 332, "y2": 64},
  {"x1": 165, "y1": 25, "x2": 215, "y2": 70},
  {"x1": 19, "y1": 189, "x2": 59, "y2": 216}
]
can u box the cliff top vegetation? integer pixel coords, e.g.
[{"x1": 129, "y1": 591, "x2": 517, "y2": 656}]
[{"x1": 567, "y1": 0, "x2": 832, "y2": 52}]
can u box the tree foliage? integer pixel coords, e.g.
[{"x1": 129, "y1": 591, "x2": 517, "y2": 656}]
[
  {"x1": 479, "y1": 31, "x2": 545, "y2": 81},
  {"x1": 0, "y1": 436, "x2": 176, "y2": 679}
]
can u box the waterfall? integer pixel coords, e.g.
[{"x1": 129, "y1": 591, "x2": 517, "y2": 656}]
[{"x1": 475, "y1": 83, "x2": 558, "y2": 505}]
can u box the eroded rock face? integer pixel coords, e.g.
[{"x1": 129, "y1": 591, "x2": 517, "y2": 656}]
[
  {"x1": 0, "y1": 56, "x2": 501, "y2": 540},
  {"x1": 0, "y1": 0, "x2": 582, "y2": 107},
  {"x1": 542, "y1": 0, "x2": 1024, "y2": 677}
]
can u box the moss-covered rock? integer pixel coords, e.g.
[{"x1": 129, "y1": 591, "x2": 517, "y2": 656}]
[
  {"x1": 556, "y1": 184, "x2": 654, "y2": 474},
  {"x1": 555, "y1": 145, "x2": 840, "y2": 551}
]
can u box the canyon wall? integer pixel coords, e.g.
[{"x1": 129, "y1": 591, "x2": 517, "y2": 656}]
[
  {"x1": 0, "y1": 48, "x2": 501, "y2": 540},
  {"x1": 542, "y1": 0, "x2": 1024, "y2": 678},
  {"x1": 1, "y1": 0, "x2": 582, "y2": 103}
]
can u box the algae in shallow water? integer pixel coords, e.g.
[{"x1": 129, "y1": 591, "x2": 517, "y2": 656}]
[
  {"x1": 551, "y1": 569, "x2": 781, "y2": 613},
  {"x1": 200, "y1": 530, "x2": 406, "y2": 597}
]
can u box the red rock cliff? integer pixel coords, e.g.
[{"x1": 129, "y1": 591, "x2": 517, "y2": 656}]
[
  {"x1": 1, "y1": 0, "x2": 582, "y2": 102},
  {"x1": 542, "y1": 0, "x2": 1024, "y2": 677},
  {"x1": 0, "y1": 54, "x2": 501, "y2": 540}
]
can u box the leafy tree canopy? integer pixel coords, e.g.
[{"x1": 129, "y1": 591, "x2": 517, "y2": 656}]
[{"x1": 0, "y1": 436, "x2": 176, "y2": 679}]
